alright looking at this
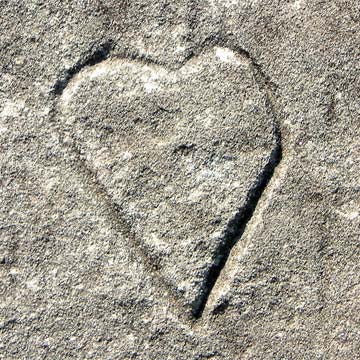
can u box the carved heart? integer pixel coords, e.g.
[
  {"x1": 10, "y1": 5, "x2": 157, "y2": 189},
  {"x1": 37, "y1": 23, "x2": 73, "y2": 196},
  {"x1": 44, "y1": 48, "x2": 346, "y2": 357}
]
[{"x1": 58, "y1": 47, "x2": 277, "y2": 314}]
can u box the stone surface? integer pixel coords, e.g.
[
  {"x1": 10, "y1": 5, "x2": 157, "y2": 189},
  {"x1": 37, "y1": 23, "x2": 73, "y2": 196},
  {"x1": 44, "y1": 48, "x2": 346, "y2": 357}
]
[
  {"x1": 57, "y1": 47, "x2": 278, "y2": 313},
  {"x1": 0, "y1": 1, "x2": 359, "y2": 359}
]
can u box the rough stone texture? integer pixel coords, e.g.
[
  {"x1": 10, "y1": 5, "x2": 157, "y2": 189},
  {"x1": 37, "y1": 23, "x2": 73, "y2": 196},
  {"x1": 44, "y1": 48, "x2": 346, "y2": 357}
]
[
  {"x1": 57, "y1": 48, "x2": 278, "y2": 313},
  {"x1": 0, "y1": 1, "x2": 359, "y2": 359}
]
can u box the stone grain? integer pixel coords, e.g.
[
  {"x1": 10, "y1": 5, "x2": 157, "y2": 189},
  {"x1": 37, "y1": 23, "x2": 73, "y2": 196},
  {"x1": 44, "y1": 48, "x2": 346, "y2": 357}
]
[{"x1": 0, "y1": 1, "x2": 359, "y2": 359}]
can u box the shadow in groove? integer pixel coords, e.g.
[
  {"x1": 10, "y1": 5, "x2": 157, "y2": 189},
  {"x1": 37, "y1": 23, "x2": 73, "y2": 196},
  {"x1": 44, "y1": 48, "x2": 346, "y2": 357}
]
[{"x1": 191, "y1": 133, "x2": 282, "y2": 319}]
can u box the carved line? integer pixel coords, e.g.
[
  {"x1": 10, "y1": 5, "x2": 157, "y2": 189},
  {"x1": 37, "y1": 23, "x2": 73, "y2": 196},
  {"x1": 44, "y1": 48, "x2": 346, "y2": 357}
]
[
  {"x1": 50, "y1": 116, "x2": 192, "y2": 326},
  {"x1": 50, "y1": 42, "x2": 198, "y2": 326},
  {"x1": 191, "y1": 138, "x2": 282, "y2": 318},
  {"x1": 191, "y1": 42, "x2": 284, "y2": 318},
  {"x1": 50, "y1": 39, "x2": 284, "y2": 321}
]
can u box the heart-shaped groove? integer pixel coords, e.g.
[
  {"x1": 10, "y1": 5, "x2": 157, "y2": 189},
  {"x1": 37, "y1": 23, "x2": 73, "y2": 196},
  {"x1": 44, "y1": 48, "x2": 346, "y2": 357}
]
[{"x1": 54, "y1": 43, "x2": 282, "y2": 319}]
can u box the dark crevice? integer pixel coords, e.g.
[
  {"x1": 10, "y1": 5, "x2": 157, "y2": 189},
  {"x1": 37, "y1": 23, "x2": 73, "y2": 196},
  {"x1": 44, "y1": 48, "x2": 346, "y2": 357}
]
[
  {"x1": 52, "y1": 40, "x2": 113, "y2": 96},
  {"x1": 190, "y1": 42, "x2": 283, "y2": 319},
  {"x1": 325, "y1": 94, "x2": 336, "y2": 125},
  {"x1": 191, "y1": 131, "x2": 282, "y2": 319}
]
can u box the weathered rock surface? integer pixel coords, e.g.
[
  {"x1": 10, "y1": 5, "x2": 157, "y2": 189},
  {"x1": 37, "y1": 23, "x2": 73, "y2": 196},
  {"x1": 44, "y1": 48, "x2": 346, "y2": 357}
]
[
  {"x1": 57, "y1": 47, "x2": 278, "y2": 315},
  {"x1": 0, "y1": 1, "x2": 359, "y2": 359}
]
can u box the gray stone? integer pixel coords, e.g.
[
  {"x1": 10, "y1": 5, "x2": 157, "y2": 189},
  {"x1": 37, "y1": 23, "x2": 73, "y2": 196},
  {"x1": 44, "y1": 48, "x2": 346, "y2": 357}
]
[
  {"x1": 0, "y1": 1, "x2": 359, "y2": 359},
  {"x1": 57, "y1": 47, "x2": 278, "y2": 315}
]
